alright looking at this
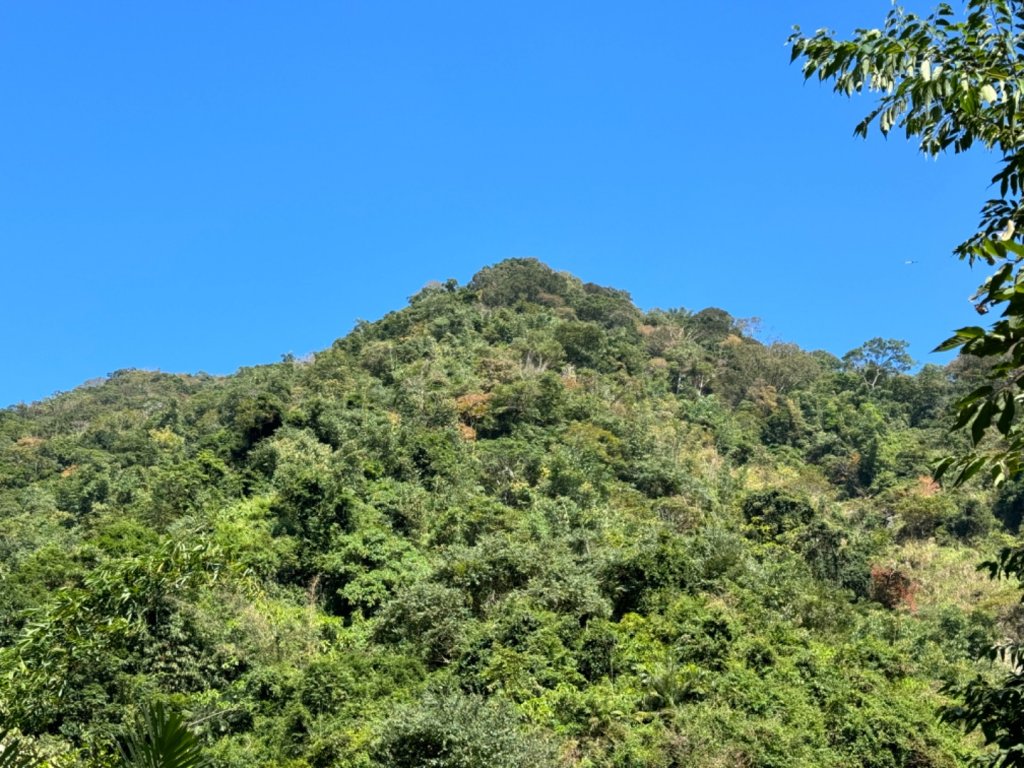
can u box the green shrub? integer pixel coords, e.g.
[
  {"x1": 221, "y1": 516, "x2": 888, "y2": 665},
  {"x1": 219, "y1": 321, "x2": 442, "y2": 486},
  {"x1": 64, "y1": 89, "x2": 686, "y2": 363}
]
[{"x1": 372, "y1": 690, "x2": 557, "y2": 768}]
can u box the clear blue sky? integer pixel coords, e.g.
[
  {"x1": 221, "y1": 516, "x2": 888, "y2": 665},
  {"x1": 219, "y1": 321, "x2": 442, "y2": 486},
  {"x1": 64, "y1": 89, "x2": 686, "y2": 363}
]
[{"x1": 0, "y1": 2, "x2": 994, "y2": 407}]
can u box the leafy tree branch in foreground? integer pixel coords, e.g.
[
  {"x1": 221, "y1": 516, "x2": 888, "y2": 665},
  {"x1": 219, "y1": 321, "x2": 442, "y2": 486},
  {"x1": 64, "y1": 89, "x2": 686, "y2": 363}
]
[
  {"x1": 791, "y1": 0, "x2": 1024, "y2": 486},
  {"x1": 791, "y1": 3, "x2": 1024, "y2": 765}
]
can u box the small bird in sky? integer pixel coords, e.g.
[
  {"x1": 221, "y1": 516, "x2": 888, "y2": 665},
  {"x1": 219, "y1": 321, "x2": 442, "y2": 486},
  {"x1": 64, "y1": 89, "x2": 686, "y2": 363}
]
[{"x1": 904, "y1": 260, "x2": 918, "y2": 265}]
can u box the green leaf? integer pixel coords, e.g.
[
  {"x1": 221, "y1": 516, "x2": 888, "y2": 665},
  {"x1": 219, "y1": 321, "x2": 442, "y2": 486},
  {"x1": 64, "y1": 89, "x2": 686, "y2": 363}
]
[
  {"x1": 972, "y1": 399, "x2": 997, "y2": 444},
  {"x1": 933, "y1": 456, "x2": 955, "y2": 481},
  {"x1": 955, "y1": 456, "x2": 988, "y2": 485},
  {"x1": 955, "y1": 383, "x2": 995, "y2": 408},
  {"x1": 934, "y1": 328, "x2": 988, "y2": 352},
  {"x1": 1003, "y1": 239, "x2": 1024, "y2": 258},
  {"x1": 933, "y1": 336, "x2": 965, "y2": 352},
  {"x1": 997, "y1": 391, "x2": 1016, "y2": 435},
  {"x1": 952, "y1": 399, "x2": 983, "y2": 431}
]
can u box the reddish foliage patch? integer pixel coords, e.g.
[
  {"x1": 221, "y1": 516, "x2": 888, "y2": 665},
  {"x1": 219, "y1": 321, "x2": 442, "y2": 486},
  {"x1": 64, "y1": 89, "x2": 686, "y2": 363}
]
[
  {"x1": 916, "y1": 475, "x2": 941, "y2": 496},
  {"x1": 869, "y1": 565, "x2": 917, "y2": 611},
  {"x1": 455, "y1": 392, "x2": 491, "y2": 422}
]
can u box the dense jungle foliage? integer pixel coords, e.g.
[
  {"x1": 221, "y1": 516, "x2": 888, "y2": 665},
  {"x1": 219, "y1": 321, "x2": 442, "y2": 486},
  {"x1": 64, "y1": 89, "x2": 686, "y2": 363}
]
[{"x1": 2, "y1": 258, "x2": 1022, "y2": 767}]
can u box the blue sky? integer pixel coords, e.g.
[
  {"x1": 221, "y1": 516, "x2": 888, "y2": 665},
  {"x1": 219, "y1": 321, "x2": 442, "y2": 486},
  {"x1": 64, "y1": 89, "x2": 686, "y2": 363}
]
[{"x1": 0, "y1": 1, "x2": 995, "y2": 406}]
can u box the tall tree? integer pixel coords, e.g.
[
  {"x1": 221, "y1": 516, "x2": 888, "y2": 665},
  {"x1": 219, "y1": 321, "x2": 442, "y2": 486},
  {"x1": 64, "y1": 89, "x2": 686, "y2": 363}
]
[{"x1": 842, "y1": 338, "x2": 913, "y2": 390}]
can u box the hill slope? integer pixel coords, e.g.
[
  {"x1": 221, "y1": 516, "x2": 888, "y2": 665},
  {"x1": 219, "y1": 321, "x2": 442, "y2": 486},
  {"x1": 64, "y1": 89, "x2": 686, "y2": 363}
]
[{"x1": 0, "y1": 259, "x2": 1018, "y2": 767}]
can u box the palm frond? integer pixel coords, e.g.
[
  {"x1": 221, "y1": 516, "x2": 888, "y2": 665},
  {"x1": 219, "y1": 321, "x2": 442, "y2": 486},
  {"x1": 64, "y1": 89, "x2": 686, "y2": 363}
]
[
  {"x1": 0, "y1": 729, "x2": 41, "y2": 768},
  {"x1": 116, "y1": 703, "x2": 207, "y2": 768}
]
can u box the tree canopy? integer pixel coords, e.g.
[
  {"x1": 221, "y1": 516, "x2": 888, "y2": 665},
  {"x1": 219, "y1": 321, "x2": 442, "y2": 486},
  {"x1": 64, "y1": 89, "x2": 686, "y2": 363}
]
[{"x1": 0, "y1": 258, "x2": 1015, "y2": 766}]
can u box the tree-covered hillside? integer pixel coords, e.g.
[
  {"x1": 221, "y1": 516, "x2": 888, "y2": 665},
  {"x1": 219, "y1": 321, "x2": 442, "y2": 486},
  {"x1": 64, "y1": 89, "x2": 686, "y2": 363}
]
[{"x1": 1, "y1": 259, "x2": 1019, "y2": 767}]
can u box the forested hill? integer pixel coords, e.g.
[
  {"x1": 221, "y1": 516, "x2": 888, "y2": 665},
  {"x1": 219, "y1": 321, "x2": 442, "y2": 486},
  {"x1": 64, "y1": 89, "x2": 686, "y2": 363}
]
[{"x1": 1, "y1": 258, "x2": 1020, "y2": 767}]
